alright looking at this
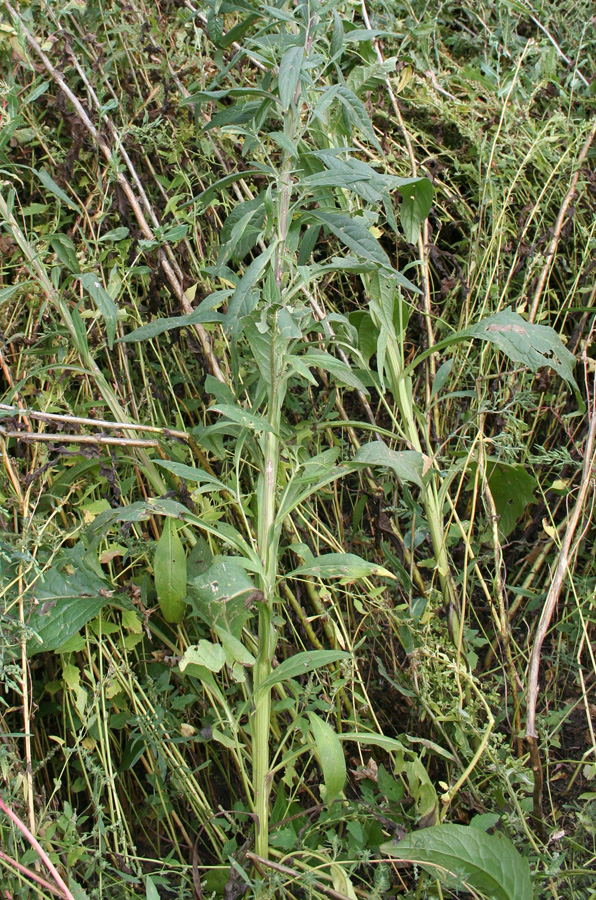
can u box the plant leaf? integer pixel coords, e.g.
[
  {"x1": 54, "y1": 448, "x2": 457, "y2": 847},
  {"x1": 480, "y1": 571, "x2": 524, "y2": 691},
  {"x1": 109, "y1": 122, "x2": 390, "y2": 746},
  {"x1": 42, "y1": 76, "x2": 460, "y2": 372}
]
[
  {"x1": 278, "y1": 45, "x2": 304, "y2": 111},
  {"x1": 258, "y1": 649, "x2": 350, "y2": 693},
  {"x1": 381, "y1": 824, "x2": 533, "y2": 900},
  {"x1": 289, "y1": 552, "x2": 395, "y2": 582},
  {"x1": 179, "y1": 640, "x2": 227, "y2": 673},
  {"x1": 154, "y1": 518, "x2": 187, "y2": 624},
  {"x1": 352, "y1": 441, "x2": 423, "y2": 487},
  {"x1": 119, "y1": 292, "x2": 229, "y2": 342},
  {"x1": 464, "y1": 308, "x2": 577, "y2": 388},
  {"x1": 301, "y1": 348, "x2": 369, "y2": 395},
  {"x1": 76, "y1": 273, "x2": 118, "y2": 348},
  {"x1": 308, "y1": 712, "x2": 346, "y2": 803},
  {"x1": 314, "y1": 211, "x2": 391, "y2": 268},
  {"x1": 400, "y1": 178, "x2": 433, "y2": 244}
]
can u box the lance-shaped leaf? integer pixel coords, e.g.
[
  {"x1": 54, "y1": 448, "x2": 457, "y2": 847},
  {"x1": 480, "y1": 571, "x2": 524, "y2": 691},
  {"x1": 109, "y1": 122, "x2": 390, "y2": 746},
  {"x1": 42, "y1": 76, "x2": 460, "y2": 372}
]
[
  {"x1": 278, "y1": 45, "x2": 304, "y2": 110},
  {"x1": 76, "y1": 273, "x2": 118, "y2": 348},
  {"x1": 257, "y1": 650, "x2": 350, "y2": 693},
  {"x1": 308, "y1": 712, "x2": 346, "y2": 804},
  {"x1": 288, "y1": 552, "x2": 395, "y2": 582},
  {"x1": 154, "y1": 518, "x2": 187, "y2": 624}
]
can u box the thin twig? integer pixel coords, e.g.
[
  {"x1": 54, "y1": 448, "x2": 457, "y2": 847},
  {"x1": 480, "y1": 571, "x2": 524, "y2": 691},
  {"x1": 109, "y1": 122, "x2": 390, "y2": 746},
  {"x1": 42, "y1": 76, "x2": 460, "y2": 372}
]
[
  {"x1": 0, "y1": 429, "x2": 159, "y2": 448},
  {"x1": 528, "y1": 117, "x2": 596, "y2": 323},
  {"x1": 0, "y1": 404, "x2": 189, "y2": 439},
  {"x1": 0, "y1": 849, "x2": 66, "y2": 898},
  {"x1": 0, "y1": 797, "x2": 75, "y2": 900},
  {"x1": 5, "y1": 2, "x2": 225, "y2": 383},
  {"x1": 525, "y1": 331, "x2": 596, "y2": 838},
  {"x1": 246, "y1": 852, "x2": 358, "y2": 900}
]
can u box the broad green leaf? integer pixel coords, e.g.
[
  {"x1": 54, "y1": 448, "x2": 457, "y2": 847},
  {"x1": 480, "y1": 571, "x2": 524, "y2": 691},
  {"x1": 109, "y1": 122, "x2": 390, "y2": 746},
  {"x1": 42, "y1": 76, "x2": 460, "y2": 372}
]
[
  {"x1": 381, "y1": 824, "x2": 533, "y2": 900},
  {"x1": 400, "y1": 178, "x2": 433, "y2": 244},
  {"x1": 25, "y1": 544, "x2": 128, "y2": 655},
  {"x1": 463, "y1": 308, "x2": 577, "y2": 388},
  {"x1": 214, "y1": 625, "x2": 256, "y2": 668},
  {"x1": 352, "y1": 441, "x2": 423, "y2": 488},
  {"x1": 278, "y1": 45, "x2": 304, "y2": 110},
  {"x1": 313, "y1": 212, "x2": 391, "y2": 268},
  {"x1": 466, "y1": 461, "x2": 537, "y2": 538},
  {"x1": 189, "y1": 557, "x2": 255, "y2": 638},
  {"x1": 308, "y1": 712, "x2": 346, "y2": 803},
  {"x1": 258, "y1": 650, "x2": 350, "y2": 693},
  {"x1": 35, "y1": 167, "x2": 78, "y2": 210},
  {"x1": 179, "y1": 640, "x2": 226, "y2": 673},
  {"x1": 145, "y1": 875, "x2": 161, "y2": 900},
  {"x1": 76, "y1": 273, "x2": 118, "y2": 348},
  {"x1": 288, "y1": 552, "x2": 395, "y2": 582},
  {"x1": 213, "y1": 403, "x2": 277, "y2": 434},
  {"x1": 301, "y1": 348, "x2": 369, "y2": 395},
  {"x1": 154, "y1": 518, "x2": 187, "y2": 624},
  {"x1": 119, "y1": 292, "x2": 229, "y2": 342}
]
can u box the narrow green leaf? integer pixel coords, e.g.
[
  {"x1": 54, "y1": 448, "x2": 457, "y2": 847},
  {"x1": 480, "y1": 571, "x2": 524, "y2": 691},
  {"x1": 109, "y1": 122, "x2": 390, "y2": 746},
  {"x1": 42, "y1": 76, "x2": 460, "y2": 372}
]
[
  {"x1": 279, "y1": 45, "x2": 304, "y2": 110},
  {"x1": 191, "y1": 169, "x2": 263, "y2": 209},
  {"x1": 381, "y1": 824, "x2": 533, "y2": 900},
  {"x1": 330, "y1": 11, "x2": 344, "y2": 58},
  {"x1": 154, "y1": 518, "x2": 187, "y2": 624},
  {"x1": 35, "y1": 167, "x2": 78, "y2": 210},
  {"x1": 352, "y1": 441, "x2": 423, "y2": 487},
  {"x1": 336, "y1": 86, "x2": 382, "y2": 152},
  {"x1": 258, "y1": 650, "x2": 350, "y2": 693},
  {"x1": 338, "y1": 732, "x2": 407, "y2": 754},
  {"x1": 76, "y1": 273, "x2": 118, "y2": 348},
  {"x1": 308, "y1": 712, "x2": 346, "y2": 803},
  {"x1": 302, "y1": 348, "x2": 369, "y2": 395},
  {"x1": 155, "y1": 460, "x2": 229, "y2": 494},
  {"x1": 313, "y1": 212, "x2": 391, "y2": 268},
  {"x1": 119, "y1": 292, "x2": 229, "y2": 342},
  {"x1": 288, "y1": 552, "x2": 395, "y2": 582}
]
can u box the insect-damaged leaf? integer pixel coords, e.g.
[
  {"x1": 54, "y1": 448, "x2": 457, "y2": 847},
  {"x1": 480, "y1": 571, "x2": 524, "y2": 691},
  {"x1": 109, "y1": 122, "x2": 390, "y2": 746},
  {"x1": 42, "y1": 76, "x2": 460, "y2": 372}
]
[
  {"x1": 464, "y1": 308, "x2": 577, "y2": 389},
  {"x1": 288, "y1": 552, "x2": 395, "y2": 582}
]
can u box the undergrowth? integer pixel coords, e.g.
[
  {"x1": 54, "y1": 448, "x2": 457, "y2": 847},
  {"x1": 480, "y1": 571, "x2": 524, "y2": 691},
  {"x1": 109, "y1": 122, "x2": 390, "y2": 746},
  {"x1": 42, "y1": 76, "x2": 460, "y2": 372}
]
[{"x1": 1, "y1": 0, "x2": 596, "y2": 898}]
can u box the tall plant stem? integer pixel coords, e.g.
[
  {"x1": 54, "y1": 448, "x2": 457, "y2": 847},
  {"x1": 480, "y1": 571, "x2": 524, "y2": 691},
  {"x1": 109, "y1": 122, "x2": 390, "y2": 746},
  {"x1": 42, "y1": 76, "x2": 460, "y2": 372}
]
[{"x1": 253, "y1": 417, "x2": 280, "y2": 858}]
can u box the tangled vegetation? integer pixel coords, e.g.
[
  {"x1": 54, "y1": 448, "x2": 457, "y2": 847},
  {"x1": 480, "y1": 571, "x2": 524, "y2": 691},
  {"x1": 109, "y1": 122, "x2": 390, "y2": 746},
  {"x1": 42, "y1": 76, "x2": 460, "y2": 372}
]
[{"x1": 1, "y1": 0, "x2": 596, "y2": 897}]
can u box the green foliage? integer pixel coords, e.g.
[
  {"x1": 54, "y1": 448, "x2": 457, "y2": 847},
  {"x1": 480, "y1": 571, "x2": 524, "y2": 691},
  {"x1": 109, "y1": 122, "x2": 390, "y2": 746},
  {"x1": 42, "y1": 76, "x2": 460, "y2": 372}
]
[
  {"x1": 382, "y1": 824, "x2": 533, "y2": 900},
  {"x1": 1, "y1": 0, "x2": 594, "y2": 896}
]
